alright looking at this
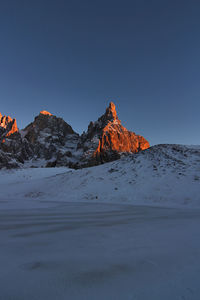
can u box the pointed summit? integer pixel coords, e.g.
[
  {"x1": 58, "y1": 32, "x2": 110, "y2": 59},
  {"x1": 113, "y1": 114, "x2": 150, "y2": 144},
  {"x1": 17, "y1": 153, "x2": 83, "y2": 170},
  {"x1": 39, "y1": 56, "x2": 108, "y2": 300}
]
[
  {"x1": 105, "y1": 102, "x2": 118, "y2": 121},
  {"x1": 80, "y1": 102, "x2": 150, "y2": 165},
  {"x1": 94, "y1": 102, "x2": 121, "y2": 128}
]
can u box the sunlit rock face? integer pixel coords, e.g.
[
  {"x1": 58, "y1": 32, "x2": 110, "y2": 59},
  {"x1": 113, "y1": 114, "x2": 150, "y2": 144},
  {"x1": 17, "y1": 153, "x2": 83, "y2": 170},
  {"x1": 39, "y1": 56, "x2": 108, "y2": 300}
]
[
  {"x1": 80, "y1": 102, "x2": 150, "y2": 165},
  {"x1": 0, "y1": 114, "x2": 19, "y2": 138},
  {"x1": 40, "y1": 110, "x2": 53, "y2": 116}
]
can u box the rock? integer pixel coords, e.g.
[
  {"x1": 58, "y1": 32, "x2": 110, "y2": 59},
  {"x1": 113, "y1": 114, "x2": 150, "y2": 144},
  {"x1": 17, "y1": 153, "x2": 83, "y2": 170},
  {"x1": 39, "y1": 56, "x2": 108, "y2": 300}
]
[
  {"x1": 0, "y1": 150, "x2": 19, "y2": 169},
  {"x1": 0, "y1": 104, "x2": 150, "y2": 169},
  {"x1": 0, "y1": 113, "x2": 28, "y2": 168},
  {"x1": 22, "y1": 111, "x2": 80, "y2": 165},
  {"x1": 40, "y1": 110, "x2": 53, "y2": 116},
  {"x1": 46, "y1": 160, "x2": 57, "y2": 168},
  {"x1": 24, "y1": 112, "x2": 75, "y2": 141},
  {"x1": 0, "y1": 113, "x2": 19, "y2": 138},
  {"x1": 80, "y1": 102, "x2": 150, "y2": 164}
]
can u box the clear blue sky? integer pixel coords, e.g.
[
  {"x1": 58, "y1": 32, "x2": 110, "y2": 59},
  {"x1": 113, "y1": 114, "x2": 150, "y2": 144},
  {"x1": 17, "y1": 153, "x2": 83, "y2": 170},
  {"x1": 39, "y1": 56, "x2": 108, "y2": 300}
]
[{"x1": 0, "y1": 0, "x2": 199, "y2": 145}]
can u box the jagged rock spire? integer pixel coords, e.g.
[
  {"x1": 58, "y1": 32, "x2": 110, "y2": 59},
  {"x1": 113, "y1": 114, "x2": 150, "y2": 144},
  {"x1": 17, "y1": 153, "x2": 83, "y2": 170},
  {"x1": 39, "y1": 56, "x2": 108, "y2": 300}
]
[
  {"x1": 80, "y1": 102, "x2": 150, "y2": 165},
  {"x1": 0, "y1": 114, "x2": 19, "y2": 137},
  {"x1": 105, "y1": 102, "x2": 118, "y2": 121}
]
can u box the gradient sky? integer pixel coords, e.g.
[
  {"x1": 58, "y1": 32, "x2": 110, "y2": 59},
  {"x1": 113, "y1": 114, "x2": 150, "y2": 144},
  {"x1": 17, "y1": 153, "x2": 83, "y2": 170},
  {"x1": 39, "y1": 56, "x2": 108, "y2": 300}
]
[{"x1": 0, "y1": 0, "x2": 200, "y2": 145}]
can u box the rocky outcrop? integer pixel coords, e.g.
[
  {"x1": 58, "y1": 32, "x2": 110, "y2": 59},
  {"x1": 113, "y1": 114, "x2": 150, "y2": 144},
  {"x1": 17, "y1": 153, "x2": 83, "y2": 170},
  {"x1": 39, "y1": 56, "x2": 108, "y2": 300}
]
[
  {"x1": 0, "y1": 113, "x2": 19, "y2": 139},
  {"x1": 80, "y1": 102, "x2": 150, "y2": 165},
  {"x1": 0, "y1": 113, "x2": 33, "y2": 168}
]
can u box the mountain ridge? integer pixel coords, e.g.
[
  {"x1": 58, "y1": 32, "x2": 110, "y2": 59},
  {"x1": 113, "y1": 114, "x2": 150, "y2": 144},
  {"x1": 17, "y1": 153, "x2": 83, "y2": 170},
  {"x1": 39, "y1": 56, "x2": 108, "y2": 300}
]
[{"x1": 1, "y1": 102, "x2": 150, "y2": 169}]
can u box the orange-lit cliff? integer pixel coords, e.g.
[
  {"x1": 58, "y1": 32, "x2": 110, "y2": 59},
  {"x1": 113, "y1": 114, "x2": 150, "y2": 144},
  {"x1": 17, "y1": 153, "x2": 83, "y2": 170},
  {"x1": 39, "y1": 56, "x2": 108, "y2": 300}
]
[
  {"x1": 80, "y1": 102, "x2": 150, "y2": 164},
  {"x1": 0, "y1": 113, "x2": 18, "y2": 138}
]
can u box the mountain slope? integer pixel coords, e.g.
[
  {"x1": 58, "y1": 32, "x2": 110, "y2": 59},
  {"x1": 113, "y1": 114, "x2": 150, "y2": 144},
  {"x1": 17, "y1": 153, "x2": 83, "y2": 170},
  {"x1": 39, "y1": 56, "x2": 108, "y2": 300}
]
[{"x1": 0, "y1": 144, "x2": 199, "y2": 209}]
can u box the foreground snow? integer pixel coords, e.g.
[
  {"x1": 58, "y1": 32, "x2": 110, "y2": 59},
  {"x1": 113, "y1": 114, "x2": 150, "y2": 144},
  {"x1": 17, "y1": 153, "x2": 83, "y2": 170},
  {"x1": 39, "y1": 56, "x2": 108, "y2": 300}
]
[
  {"x1": 0, "y1": 203, "x2": 200, "y2": 300},
  {"x1": 0, "y1": 145, "x2": 199, "y2": 299},
  {"x1": 0, "y1": 144, "x2": 199, "y2": 209}
]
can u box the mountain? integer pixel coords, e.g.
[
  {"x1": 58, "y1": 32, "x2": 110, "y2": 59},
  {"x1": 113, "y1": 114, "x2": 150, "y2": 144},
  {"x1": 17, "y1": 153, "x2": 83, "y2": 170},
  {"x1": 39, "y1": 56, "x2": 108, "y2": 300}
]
[
  {"x1": 79, "y1": 102, "x2": 150, "y2": 165},
  {"x1": 21, "y1": 110, "x2": 80, "y2": 167},
  {"x1": 0, "y1": 113, "x2": 33, "y2": 169},
  {"x1": 0, "y1": 103, "x2": 150, "y2": 169},
  {"x1": 0, "y1": 113, "x2": 18, "y2": 140}
]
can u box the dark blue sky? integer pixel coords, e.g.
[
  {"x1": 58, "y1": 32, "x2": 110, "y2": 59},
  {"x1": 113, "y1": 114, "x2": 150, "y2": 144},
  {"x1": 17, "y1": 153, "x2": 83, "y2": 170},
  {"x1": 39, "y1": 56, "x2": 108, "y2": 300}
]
[{"x1": 0, "y1": 0, "x2": 200, "y2": 145}]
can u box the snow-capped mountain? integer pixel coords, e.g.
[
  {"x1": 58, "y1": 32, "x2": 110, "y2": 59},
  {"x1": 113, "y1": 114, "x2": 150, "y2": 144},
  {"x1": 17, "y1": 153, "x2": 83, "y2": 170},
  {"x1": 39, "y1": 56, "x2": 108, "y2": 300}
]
[
  {"x1": 21, "y1": 110, "x2": 81, "y2": 167},
  {"x1": 0, "y1": 103, "x2": 150, "y2": 169}
]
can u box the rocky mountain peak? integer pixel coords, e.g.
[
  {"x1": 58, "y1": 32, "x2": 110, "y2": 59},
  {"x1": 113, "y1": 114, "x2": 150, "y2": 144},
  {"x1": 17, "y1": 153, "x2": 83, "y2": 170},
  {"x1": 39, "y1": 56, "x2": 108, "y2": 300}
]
[
  {"x1": 40, "y1": 110, "x2": 53, "y2": 116},
  {"x1": 80, "y1": 102, "x2": 150, "y2": 165},
  {"x1": 105, "y1": 102, "x2": 118, "y2": 121},
  {"x1": 0, "y1": 115, "x2": 12, "y2": 128},
  {"x1": 20, "y1": 111, "x2": 80, "y2": 167},
  {"x1": 0, "y1": 113, "x2": 19, "y2": 137},
  {"x1": 96, "y1": 102, "x2": 120, "y2": 128},
  {"x1": 24, "y1": 111, "x2": 76, "y2": 142}
]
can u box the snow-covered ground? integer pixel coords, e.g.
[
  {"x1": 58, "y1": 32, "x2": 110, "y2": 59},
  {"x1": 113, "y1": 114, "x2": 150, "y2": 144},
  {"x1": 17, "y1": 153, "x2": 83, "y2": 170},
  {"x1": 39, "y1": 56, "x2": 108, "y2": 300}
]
[
  {"x1": 0, "y1": 203, "x2": 200, "y2": 300},
  {"x1": 0, "y1": 144, "x2": 200, "y2": 299},
  {"x1": 0, "y1": 144, "x2": 199, "y2": 209}
]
